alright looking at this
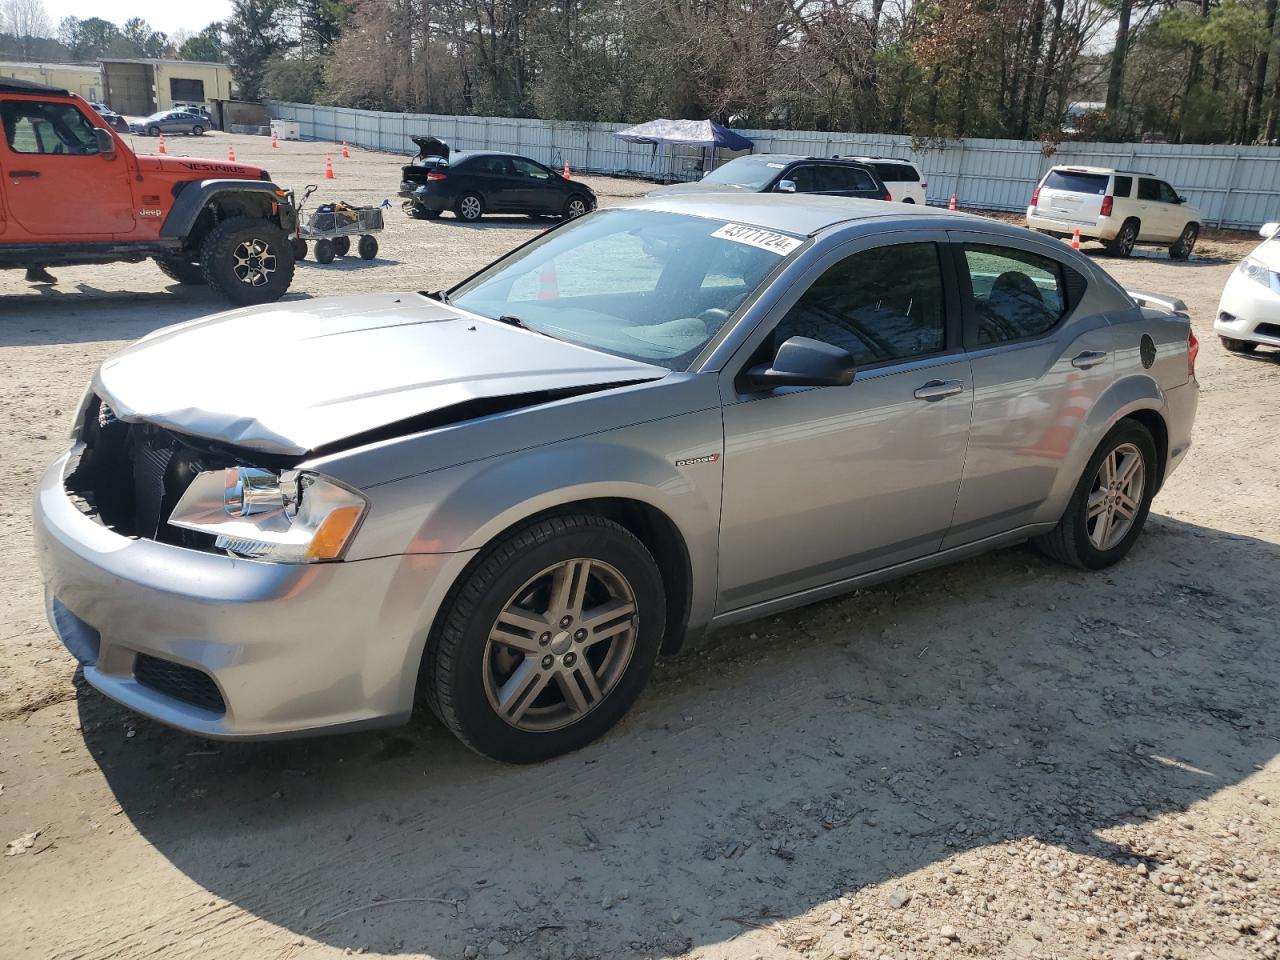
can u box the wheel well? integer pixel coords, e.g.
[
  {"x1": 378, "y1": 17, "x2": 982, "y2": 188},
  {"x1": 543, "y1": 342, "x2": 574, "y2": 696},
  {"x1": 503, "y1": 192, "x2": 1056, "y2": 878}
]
[
  {"x1": 184, "y1": 193, "x2": 279, "y2": 253},
  {"x1": 1123, "y1": 409, "x2": 1168, "y2": 491},
  {"x1": 434, "y1": 498, "x2": 694, "y2": 662}
]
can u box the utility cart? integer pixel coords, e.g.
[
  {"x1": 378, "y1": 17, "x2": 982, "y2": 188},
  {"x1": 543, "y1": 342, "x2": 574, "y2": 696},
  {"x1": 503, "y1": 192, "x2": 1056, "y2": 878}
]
[{"x1": 290, "y1": 184, "x2": 383, "y2": 263}]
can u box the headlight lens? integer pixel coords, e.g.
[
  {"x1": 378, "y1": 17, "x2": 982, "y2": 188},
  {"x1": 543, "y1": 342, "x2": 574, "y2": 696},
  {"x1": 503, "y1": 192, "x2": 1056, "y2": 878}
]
[
  {"x1": 169, "y1": 467, "x2": 367, "y2": 563},
  {"x1": 1240, "y1": 258, "x2": 1280, "y2": 293}
]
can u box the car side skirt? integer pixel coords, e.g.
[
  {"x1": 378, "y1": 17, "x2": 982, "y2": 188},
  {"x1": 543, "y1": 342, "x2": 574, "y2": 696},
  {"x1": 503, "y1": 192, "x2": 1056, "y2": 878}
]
[
  {"x1": 709, "y1": 522, "x2": 1056, "y2": 628},
  {"x1": 0, "y1": 240, "x2": 182, "y2": 267}
]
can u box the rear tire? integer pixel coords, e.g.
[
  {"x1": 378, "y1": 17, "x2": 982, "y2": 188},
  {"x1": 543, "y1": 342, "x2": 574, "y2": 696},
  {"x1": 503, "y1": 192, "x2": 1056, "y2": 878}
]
[
  {"x1": 456, "y1": 193, "x2": 484, "y2": 221},
  {"x1": 1220, "y1": 336, "x2": 1257, "y2": 353},
  {"x1": 332, "y1": 236, "x2": 351, "y2": 257},
  {"x1": 358, "y1": 234, "x2": 378, "y2": 259},
  {"x1": 313, "y1": 238, "x2": 336, "y2": 264},
  {"x1": 155, "y1": 257, "x2": 206, "y2": 285},
  {"x1": 1034, "y1": 420, "x2": 1157, "y2": 570},
  {"x1": 192, "y1": 125, "x2": 205, "y2": 136},
  {"x1": 423, "y1": 514, "x2": 666, "y2": 763},
  {"x1": 1168, "y1": 223, "x2": 1199, "y2": 260},
  {"x1": 1105, "y1": 218, "x2": 1140, "y2": 258},
  {"x1": 199, "y1": 216, "x2": 295, "y2": 305}
]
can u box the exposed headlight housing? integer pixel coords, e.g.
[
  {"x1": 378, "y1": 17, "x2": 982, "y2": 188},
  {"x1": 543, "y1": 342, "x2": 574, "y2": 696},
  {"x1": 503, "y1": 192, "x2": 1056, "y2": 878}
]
[
  {"x1": 169, "y1": 467, "x2": 367, "y2": 563},
  {"x1": 1239, "y1": 258, "x2": 1280, "y2": 294}
]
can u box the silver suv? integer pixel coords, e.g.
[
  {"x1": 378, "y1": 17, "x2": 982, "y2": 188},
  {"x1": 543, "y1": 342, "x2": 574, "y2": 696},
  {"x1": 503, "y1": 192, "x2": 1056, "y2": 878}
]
[{"x1": 34, "y1": 195, "x2": 1199, "y2": 762}]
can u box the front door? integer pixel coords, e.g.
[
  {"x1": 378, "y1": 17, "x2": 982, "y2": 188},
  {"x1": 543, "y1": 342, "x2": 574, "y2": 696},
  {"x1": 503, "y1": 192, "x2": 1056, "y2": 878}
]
[
  {"x1": 508, "y1": 157, "x2": 557, "y2": 213},
  {"x1": 0, "y1": 98, "x2": 135, "y2": 237},
  {"x1": 717, "y1": 235, "x2": 973, "y2": 613}
]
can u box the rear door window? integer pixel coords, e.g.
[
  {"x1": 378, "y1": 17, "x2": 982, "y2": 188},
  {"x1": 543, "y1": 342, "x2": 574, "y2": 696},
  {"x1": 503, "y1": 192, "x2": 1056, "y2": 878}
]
[
  {"x1": 963, "y1": 244, "x2": 1067, "y2": 344},
  {"x1": 1043, "y1": 170, "x2": 1108, "y2": 195},
  {"x1": 814, "y1": 165, "x2": 850, "y2": 192},
  {"x1": 847, "y1": 168, "x2": 878, "y2": 191},
  {"x1": 1137, "y1": 178, "x2": 1162, "y2": 201}
]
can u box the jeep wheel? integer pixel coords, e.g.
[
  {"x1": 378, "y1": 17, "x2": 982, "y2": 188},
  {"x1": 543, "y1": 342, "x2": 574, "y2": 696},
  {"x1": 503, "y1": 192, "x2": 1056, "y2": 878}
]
[
  {"x1": 200, "y1": 216, "x2": 295, "y2": 305},
  {"x1": 155, "y1": 258, "x2": 206, "y2": 285}
]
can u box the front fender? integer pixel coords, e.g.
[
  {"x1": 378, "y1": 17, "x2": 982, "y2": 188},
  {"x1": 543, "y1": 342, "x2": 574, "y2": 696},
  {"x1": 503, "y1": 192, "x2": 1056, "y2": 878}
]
[{"x1": 161, "y1": 179, "x2": 295, "y2": 239}]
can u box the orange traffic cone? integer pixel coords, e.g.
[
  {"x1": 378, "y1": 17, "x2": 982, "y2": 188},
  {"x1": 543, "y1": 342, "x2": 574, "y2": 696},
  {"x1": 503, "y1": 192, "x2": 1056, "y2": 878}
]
[
  {"x1": 537, "y1": 264, "x2": 559, "y2": 300},
  {"x1": 1021, "y1": 371, "x2": 1091, "y2": 460},
  {"x1": 228, "y1": 144, "x2": 236, "y2": 162},
  {"x1": 948, "y1": 193, "x2": 957, "y2": 211},
  {"x1": 157, "y1": 132, "x2": 166, "y2": 154},
  {"x1": 563, "y1": 160, "x2": 571, "y2": 179},
  {"x1": 341, "y1": 140, "x2": 350, "y2": 159},
  {"x1": 271, "y1": 131, "x2": 278, "y2": 149},
  {"x1": 1071, "y1": 228, "x2": 1081, "y2": 250},
  {"x1": 325, "y1": 155, "x2": 335, "y2": 179}
]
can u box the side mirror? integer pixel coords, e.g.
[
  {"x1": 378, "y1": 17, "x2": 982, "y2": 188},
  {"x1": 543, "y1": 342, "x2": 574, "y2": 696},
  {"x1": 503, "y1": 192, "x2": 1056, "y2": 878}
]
[
  {"x1": 746, "y1": 336, "x2": 856, "y2": 389},
  {"x1": 1177, "y1": 195, "x2": 1186, "y2": 204},
  {"x1": 93, "y1": 128, "x2": 116, "y2": 158},
  {"x1": 776, "y1": 179, "x2": 797, "y2": 193},
  {"x1": 1260, "y1": 222, "x2": 1280, "y2": 239}
]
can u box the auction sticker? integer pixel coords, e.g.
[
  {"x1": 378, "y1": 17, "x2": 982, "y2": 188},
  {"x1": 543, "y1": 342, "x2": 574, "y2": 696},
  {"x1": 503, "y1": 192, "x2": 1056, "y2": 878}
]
[{"x1": 711, "y1": 223, "x2": 803, "y2": 255}]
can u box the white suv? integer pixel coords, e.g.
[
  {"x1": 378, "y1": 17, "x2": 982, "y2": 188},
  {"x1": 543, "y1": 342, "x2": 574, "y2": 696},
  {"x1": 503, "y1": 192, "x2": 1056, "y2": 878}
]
[
  {"x1": 1026, "y1": 166, "x2": 1202, "y2": 259},
  {"x1": 844, "y1": 156, "x2": 926, "y2": 204}
]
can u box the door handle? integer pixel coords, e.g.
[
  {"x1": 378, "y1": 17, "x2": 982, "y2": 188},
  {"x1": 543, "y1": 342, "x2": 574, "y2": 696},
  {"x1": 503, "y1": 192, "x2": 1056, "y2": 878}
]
[
  {"x1": 1071, "y1": 350, "x2": 1107, "y2": 369},
  {"x1": 8, "y1": 170, "x2": 40, "y2": 178},
  {"x1": 913, "y1": 379, "x2": 965, "y2": 401}
]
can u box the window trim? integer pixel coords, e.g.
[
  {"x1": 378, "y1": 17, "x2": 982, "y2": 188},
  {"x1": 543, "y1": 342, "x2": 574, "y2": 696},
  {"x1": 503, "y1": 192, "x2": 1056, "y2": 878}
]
[
  {"x1": 947, "y1": 231, "x2": 1076, "y2": 351},
  {"x1": 721, "y1": 230, "x2": 963, "y2": 393}
]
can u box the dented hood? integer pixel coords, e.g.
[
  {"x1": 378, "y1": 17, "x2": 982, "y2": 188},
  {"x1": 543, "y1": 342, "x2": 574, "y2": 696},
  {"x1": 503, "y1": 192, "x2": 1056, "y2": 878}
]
[{"x1": 94, "y1": 294, "x2": 667, "y2": 458}]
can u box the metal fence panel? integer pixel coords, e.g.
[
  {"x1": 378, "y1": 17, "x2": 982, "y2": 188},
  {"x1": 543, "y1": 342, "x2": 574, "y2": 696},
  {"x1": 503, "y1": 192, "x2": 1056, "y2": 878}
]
[{"x1": 267, "y1": 101, "x2": 1280, "y2": 229}]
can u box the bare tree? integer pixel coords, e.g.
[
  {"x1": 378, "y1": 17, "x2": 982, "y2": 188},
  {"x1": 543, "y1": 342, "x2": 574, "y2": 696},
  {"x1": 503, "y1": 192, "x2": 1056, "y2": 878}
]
[{"x1": 1, "y1": 0, "x2": 53, "y2": 60}]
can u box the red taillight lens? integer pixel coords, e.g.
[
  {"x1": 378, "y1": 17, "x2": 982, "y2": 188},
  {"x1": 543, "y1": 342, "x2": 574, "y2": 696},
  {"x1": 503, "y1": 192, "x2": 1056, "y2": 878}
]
[
  {"x1": 1188, "y1": 330, "x2": 1199, "y2": 376},
  {"x1": 884, "y1": 193, "x2": 893, "y2": 201},
  {"x1": 426, "y1": 171, "x2": 447, "y2": 181},
  {"x1": 1031, "y1": 187, "x2": 1041, "y2": 206},
  {"x1": 1101, "y1": 195, "x2": 1114, "y2": 216}
]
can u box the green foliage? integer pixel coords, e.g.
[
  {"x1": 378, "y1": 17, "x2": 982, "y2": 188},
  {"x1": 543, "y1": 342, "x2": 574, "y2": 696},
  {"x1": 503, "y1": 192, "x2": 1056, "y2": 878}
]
[
  {"x1": 224, "y1": 0, "x2": 294, "y2": 101},
  {"x1": 177, "y1": 23, "x2": 226, "y2": 63},
  {"x1": 263, "y1": 56, "x2": 324, "y2": 102}
]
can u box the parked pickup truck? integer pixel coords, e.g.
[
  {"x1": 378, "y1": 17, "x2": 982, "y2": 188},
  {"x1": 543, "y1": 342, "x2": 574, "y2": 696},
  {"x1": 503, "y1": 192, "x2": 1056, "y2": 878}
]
[{"x1": 1, "y1": 78, "x2": 297, "y2": 304}]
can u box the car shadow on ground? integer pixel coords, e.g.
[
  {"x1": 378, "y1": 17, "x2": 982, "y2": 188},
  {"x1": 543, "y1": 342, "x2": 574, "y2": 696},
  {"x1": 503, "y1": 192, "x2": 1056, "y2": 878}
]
[
  {"x1": 73, "y1": 515, "x2": 1277, "y2": 958},
  {"x1": 298, "y1": 256, "x2": 404, "y2": 271}
]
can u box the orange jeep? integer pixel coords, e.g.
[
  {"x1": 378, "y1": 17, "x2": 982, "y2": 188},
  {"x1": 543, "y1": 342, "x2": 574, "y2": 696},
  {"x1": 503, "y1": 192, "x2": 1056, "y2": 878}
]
[{"x1": 1, "y1": 78, "x2": 297, "y2": 304}]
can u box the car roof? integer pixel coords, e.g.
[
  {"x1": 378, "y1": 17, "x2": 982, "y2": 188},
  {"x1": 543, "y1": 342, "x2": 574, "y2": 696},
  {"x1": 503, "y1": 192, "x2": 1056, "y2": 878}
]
[
  {"x1": 1049, "y1": 164, "x2": 1155, "y2": 177},
  {"x1": 0, "y1": 77, "x2": 69, "y2": 96},
  {"x1": 734, "y1": 153, "x2": 878, "y2": 166},
  {"x1": 620, "y1": 192, "x2": 992, "y2": 238}
]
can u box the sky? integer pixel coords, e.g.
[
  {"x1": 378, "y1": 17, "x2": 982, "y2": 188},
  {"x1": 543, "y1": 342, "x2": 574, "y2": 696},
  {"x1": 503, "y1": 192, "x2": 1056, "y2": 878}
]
[{"x1": 42, "y1": 0, "x2": 233, "y2": 37}]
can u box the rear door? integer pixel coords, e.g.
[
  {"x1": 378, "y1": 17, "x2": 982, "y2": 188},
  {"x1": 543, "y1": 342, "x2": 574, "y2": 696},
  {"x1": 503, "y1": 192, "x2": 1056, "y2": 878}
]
[
  {"x1": 468, "y1": 156, "x2": 519, "y2": 212},
  {"x1": 1036, "y1": 169, "x2": 1109, "y2": 226},
  {"x1": 0, "y1": 97, "x2": 136, "y2": 237}
]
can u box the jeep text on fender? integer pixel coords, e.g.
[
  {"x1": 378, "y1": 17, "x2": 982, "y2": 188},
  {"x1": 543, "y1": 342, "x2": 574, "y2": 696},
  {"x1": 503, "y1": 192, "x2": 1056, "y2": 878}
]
[{"x1": 0, "y1": 77, "x2": 297, "y2": 305}]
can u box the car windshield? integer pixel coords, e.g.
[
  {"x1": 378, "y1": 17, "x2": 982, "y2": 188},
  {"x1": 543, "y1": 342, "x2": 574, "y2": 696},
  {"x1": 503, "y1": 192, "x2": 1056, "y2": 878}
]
[
  {"x1": 449, "y1": 209, "x2": 803, "y2": 369},
  {"x1": 145, "y1": 111, "x2": 168, "y2": 120},
  {"x1": 698, "y1": 156, "x2": 789, "y2": 189}
]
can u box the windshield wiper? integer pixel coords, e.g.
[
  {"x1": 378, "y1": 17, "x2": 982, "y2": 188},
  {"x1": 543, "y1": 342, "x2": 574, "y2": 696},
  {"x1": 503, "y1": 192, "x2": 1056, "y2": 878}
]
[
  {"x1": 498, "y1": 314, "x2": 530, "y2": 329},
  {"x1": 421, "y1": 289, "x2": 451, "y2": 304}
]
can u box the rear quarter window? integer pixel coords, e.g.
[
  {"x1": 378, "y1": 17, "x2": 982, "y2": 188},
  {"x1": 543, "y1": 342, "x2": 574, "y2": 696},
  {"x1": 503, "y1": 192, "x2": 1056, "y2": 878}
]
[
  {"x1": 1043, "y1": 170, "x2": 1109, "y2": 195},
  {"x1": 1113, "y1": 175, "x2": 1133, "y2": 197}
]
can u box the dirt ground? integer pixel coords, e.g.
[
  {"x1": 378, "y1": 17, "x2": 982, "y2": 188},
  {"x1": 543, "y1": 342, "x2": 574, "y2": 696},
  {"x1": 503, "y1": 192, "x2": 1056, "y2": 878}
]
[{"x1": 1, "y1": 134, "x2": 1278, "y2": 960}]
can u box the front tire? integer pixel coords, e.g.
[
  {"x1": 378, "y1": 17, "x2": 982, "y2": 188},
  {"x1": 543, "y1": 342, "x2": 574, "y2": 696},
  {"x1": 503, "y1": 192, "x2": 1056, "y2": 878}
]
[
  {"x1": 1169, "y1": 223, "x2": 1199, "y2": 260},
  {"x1": 1034, "y1": 420, "x2": 1157, "y2": 570},
  {"x1": 563, "y1": 195, "x2": 590, "y2": 219},
  {"x1": 199, "y1": 216, "x2": 295, "y2": 305},
  {"x1": 1220, "y1": 336, "x2": 1257, "y2": 353},
  {"x1": 1105, "y1": 219, "x2": 1139, "y2": 258},
  {"x1": 155, "y1": 257, "x2": 206, "y2": 285},
  {"x1": 147, "y1": 125, "x2": 160, "y2": 136},
  {"x1": 423, "y1": 515, "x2": 666, "y2": 763}
]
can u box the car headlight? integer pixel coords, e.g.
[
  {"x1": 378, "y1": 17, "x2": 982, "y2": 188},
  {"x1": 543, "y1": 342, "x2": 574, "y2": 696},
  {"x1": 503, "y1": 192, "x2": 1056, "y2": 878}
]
[
  {"x1": 168, "y1": 467, "x2": 367, "y2": 563},
  {"x1": 1239, "y1": 258, "x2": 1280, "y2": 294}
]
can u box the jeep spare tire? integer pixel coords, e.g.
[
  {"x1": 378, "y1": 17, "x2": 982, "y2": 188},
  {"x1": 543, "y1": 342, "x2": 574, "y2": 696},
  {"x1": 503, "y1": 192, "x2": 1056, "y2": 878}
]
[{"x1": 199, "y1": 216, "x2": 295, "y2": 305}]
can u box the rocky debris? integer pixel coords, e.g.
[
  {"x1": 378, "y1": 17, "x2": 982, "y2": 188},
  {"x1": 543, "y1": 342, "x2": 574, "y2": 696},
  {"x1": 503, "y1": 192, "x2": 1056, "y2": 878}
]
[{"x1": 5, "y1": 829, "x2": 39, "y2": 856}]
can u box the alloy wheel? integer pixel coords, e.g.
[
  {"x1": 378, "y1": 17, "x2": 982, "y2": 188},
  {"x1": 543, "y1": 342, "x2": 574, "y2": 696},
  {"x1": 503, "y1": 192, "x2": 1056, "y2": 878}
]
[
  {"x1": 567, "y1": 198, "x2": 587, "y2": 218},
  {"x1": 482, "y1": 558, "x2": 638, "y2": 732},
  {"x1": 460, "y1": 195, "x2": 482, "y2": 220},
  {"x1": 231, "y1": 238, "x2": 277, "y2": 287},
  {"x1": 1119, "y1": 224, "x2": 1136, "y2": 256},
  {"x1": 1086, "y1": 442, "x2": 1145, "y2": 551}
]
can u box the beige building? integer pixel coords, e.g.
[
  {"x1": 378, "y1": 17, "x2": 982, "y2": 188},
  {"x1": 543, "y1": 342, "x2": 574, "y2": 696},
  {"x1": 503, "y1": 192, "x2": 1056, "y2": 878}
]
[
  {"x1": 0, "y1": 61, "x2": 102, "y2": 101},
  {"x1": 101, "y1": 59, "x2": 234, "y2": 115}
]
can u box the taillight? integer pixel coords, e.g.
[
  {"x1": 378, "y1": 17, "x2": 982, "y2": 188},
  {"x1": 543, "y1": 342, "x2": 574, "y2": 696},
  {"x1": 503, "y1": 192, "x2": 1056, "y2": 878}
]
[
  {"x1": 426, "y1": 171, "x2": 447, "y2": 181},
  {"x1": 884, "y1": 192, "x2": 893, "y2": 201},
  {"x1": 1101, "y1": 195, "x2": 1114, "y2": 216},
  {"x1": 1031, "y1": 187, "x2": 1041, "y2": 206},
  {"x1": 1188, "y1": 330, "x2": 1199, "y2": 376}
]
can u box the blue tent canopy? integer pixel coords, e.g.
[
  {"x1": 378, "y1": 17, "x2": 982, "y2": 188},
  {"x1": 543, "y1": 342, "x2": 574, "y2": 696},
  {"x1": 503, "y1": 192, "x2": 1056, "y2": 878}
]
[{"x1": 613, "y1": 118, "x2": 753, "y2": 151}]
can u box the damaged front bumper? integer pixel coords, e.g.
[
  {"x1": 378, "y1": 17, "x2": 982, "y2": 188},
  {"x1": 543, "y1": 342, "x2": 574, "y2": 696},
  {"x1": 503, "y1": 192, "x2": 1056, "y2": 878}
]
[{"x1": 33, "y1": 450, "x2": 474, "y2": 739}]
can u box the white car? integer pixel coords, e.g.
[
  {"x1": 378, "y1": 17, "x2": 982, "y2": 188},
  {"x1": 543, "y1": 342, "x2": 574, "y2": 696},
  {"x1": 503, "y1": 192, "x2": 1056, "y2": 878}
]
[
  {"x1": 1026, "y1": 166, "x2": 1201, "y2": 260},
  {"x1": 845, "y1": 156, "x2": 926, "y2": 204},
  {"x1": 1215, "y1": 222, "x2": 1280, "y2": 353}
]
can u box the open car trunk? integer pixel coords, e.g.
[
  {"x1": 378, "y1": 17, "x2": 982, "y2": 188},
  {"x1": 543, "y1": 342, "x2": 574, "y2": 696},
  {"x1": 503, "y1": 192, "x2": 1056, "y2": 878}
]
[{"x1": 402, "y1": 135, "x2": 450, "y2": 186}]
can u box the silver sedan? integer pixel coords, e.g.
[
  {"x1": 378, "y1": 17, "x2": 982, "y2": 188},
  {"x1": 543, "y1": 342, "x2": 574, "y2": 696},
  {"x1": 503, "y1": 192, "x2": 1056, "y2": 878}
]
[
  {"x1": 129, "y1": 110, "x2": 208, "y2": 136},
  {"x1": 34, "y1": 194, "x2": 1199, "y2": 762}
]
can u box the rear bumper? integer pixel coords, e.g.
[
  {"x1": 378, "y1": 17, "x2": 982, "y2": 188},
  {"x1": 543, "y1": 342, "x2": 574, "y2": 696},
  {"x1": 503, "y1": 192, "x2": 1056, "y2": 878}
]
[
  {"x1": 1162, "y1": 380, "x2": 1198, "y2": 485},
  {"x1": 1215, "y1": 271, "x2": 1280, "y2": 346},
  {"x1": 1026, "y1": 209, "x2": 1119, "y2": 241},
  {"x1": 34, "y1": 451, "x2": 474, "y2": 739},
  {"x1": 399, "y1": 182, "x2": 447, "y2": 211}
]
